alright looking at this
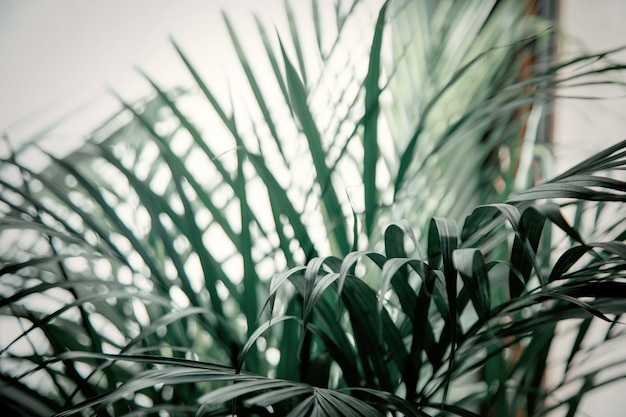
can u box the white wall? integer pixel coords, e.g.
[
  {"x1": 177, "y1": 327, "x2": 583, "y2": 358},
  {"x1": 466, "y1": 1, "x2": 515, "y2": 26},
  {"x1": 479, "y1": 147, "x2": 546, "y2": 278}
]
[
  {"x1": 552, "y1": 1, "x2": 626, "y2": 416},
  {"x1": 553, "y1": 0, "x2": 626, "y2": 172}
]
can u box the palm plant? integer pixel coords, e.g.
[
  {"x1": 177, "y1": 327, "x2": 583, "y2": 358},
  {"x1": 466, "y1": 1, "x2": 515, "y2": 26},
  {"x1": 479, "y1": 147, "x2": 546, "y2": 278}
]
[{"x1": 1, "y1": 0, "x2": 626, "y2": 416}]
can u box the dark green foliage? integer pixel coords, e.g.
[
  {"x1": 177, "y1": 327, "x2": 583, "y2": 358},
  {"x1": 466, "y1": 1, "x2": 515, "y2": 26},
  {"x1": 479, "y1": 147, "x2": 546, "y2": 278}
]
[{"x1": 2, "y1": 1, "x2": 626, "y2": 416}]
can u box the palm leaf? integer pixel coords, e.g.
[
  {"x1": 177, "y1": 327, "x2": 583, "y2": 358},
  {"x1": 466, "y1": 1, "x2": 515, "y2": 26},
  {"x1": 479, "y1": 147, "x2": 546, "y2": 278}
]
[{"x1": 3, "y1": 1, "x2": 626, "y2": 416}]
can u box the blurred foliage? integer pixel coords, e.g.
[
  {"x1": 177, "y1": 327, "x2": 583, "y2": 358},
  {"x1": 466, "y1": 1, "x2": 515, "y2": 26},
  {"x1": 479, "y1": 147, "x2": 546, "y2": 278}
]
[{"x1": 2, "y1": 0, "x2": 626, "y2": 416}]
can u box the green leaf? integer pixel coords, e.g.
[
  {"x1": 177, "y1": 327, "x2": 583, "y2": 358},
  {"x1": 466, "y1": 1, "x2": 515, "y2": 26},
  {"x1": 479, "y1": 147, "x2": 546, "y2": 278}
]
[
  {"x1": 427, "y1": 217, "x2": 458, "y2": 402},
  {"x1": 237, "y1": 316, "x2": 298, "y2": 373},
  {"x1": 235, "y1": 142, "x2": 260, "y2": 370},
  {"x1": 362, "y1": 1, "x2": 389, "y2": 235},
  {"x1": 508, "y1": 205, "x2": 546, "y2": 298},
  {"x1": 245, "y1": 385, "x2": 312, "y2": 408},
  {"x1": 453, "y1": 248, "x2": 490, "y2": 321},
  {"x1": 279, "y1": 37, "x2": 350, "y2": 255},
  {"x1": 247, "y1": 152, "x2": 318, "y2": 260},
  {"x1": 198, "y1": 379, "x2": 299, "y2": 406},
  {"x1": 340, "y1": 276, "x2": 394, "y2": 392},
  {"x1": 44, "y1": 152, "x2": 170, "y2": 291},
  {"x1": 222, "y1": 13, "x2": 288, "y2": 164},
  {"x1": 283, "y1": 0, "x2": 308, "y2": 87},
  {"x1": 322, "y1": 389, "x2": 384, "y2": 417}
]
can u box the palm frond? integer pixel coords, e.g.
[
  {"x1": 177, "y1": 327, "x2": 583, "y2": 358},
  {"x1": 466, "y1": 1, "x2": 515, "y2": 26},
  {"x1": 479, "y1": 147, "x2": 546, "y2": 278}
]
[{"x1": 2, "y1": 1, "x2": 626, "y2": 416}]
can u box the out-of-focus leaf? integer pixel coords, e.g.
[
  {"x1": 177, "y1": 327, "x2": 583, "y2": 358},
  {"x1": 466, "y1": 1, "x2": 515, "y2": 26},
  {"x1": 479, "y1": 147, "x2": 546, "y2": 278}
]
[
  {"x1": 279, "y1": 38, "x2": 350, "y2": 255},
  {"x1": 363, "y1": 1, "x2": 389, "y2": 235}
]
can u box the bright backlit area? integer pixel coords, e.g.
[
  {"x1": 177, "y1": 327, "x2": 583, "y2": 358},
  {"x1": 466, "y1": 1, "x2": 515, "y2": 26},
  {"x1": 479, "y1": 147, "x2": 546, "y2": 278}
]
[
  {"x1": 1, "y1": 0, "x2": 380, "y2": 155},
  {"x1": 2, "y1": 1, "x2": 626, "y2": 416}
]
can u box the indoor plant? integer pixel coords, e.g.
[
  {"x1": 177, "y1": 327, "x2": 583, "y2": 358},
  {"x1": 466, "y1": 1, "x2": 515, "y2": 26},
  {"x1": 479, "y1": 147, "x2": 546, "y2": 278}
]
[{"x1": 1, "y1": 1, "x2": 626, "y2": 415}]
